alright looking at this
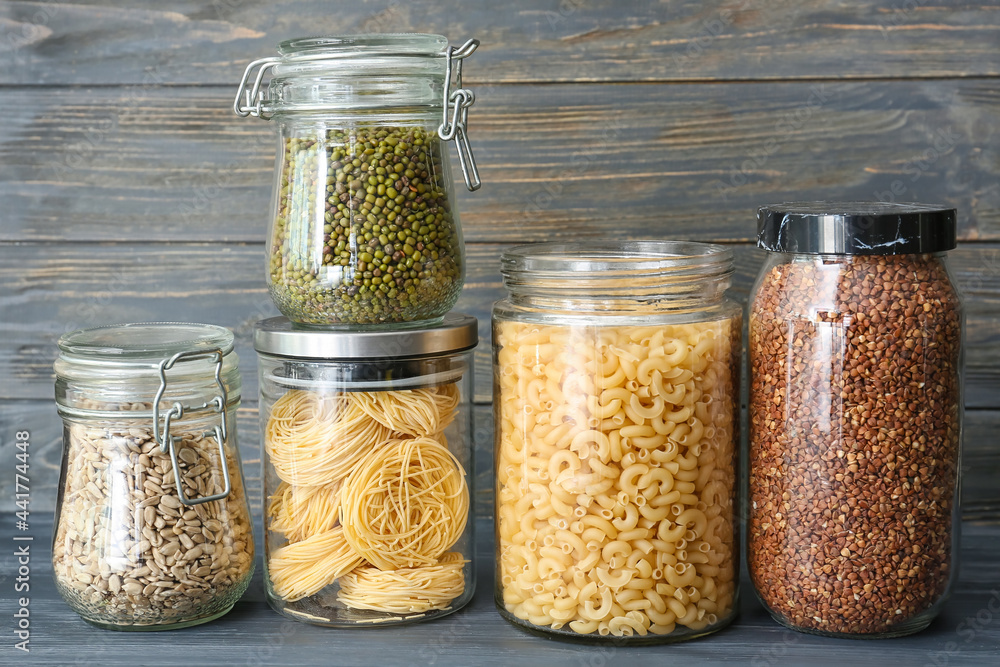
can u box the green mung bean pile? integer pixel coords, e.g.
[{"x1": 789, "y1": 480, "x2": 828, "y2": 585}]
[{"x1": 268, "y1": 125, "x2": 463, "y2": 325}]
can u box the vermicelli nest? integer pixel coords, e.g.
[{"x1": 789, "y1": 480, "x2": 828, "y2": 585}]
[
  {"x1": 336, "y1": 552, "x2": 468, "y2": 613},
  {"x1": 352, "y1": 384, "x2": 460, "y2": 437},
  {"x1": 340, "y1": 436, "x2": 469, "y2": 570},
  {"x1": 268, "y1": 526, "x2": 364, "y2": 602},
  {"x1": 265, "y1": 391, "x2": 393, "y2": 486},
  {"x1": 267, "y1": 481, "x2": 342, "y2": 544}
]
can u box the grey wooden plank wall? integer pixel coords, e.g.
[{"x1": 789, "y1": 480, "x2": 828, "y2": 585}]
[{"x1": 1, "y1": 0, "x2": 999, "y2": 525}]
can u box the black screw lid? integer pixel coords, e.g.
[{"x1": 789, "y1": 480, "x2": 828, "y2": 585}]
[{"x1": 757, "y1": 201, "x2": 956, "y2": 255}]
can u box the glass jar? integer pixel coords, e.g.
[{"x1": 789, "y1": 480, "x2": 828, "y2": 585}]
[
  {"x1": 492, "y1": 241, "x2": 742, "y2": 642},
  {"x1": 52, "y1": 323, "x2": 255, "y2": 630},
  {"x1": 234, "y1": 34, "x2": 481, "y2": 327},
  {"x1": 254, "y1": 314, "x2": 477, "y2": 626},
  {"x1": 748, "y1": 202, "x2": 963, "y2": 638}
]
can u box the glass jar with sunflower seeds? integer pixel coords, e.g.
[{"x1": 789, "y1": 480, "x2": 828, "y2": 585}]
[{"x1": 52, "y1": 323, "x2": 254, "y2": 630}]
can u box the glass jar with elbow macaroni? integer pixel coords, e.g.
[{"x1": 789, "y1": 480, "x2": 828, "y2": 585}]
[
  {"x1": 254, "y1": 314, "x2": 477, "y2": 626},
  {"x1": 492, "y1": 241, "x2": 742, "y2": 642}
]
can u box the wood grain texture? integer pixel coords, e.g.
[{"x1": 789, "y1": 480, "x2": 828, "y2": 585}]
[
  {"x1": 5, "y1": 400, "x2": 997, "y2": 521},
  {"x1": 2, "y1": 80, "x2": 999, "y2": 244},
  {"x1": 1, "y1": 513, "x2": 998, "y2": 666},
  {"x1": 1, "y1": 1, "x2": 999, "y2": 85},
  {"x1": 2, "y1": 0, "x2": 999, "y2": 660},
  {"x1": 3, "y1": 242, "x2": 1000, "y2": 406}
]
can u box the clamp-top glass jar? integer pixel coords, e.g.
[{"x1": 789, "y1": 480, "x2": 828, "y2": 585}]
[
  {"x1": 748, "y1": 202, "x2": 963, "y2": 638},
  {"x1": 52, "y1": 323, "x2": 255, "y2": 630},
  {"x1": 493, "y1": 242, "x2": 742, "y2": 643},
  {"x1": 234, "y1": 34, "x2": 481, "y2": 328}
]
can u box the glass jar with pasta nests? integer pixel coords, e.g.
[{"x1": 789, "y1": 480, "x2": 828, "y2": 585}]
[
  {"x1": 254, "y1": 314, "x2": 478, "y2": 626},
  {"x1": 234, "y1": 34, "x2": 482, "y2": 328},
  {"x1": 492, "y1": 241, "x2": 742, "y2": 643}
]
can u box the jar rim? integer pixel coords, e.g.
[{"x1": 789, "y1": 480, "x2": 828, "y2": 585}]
[
  {"x1": 499, "y1": 241, "x2": 735, "y2": 314},
  {"x1": 253, "y1": 313, "x2": 479, "y2": 360},
  {"x1": 501, "y1": 241, "x2": 733, "y2": 276},
  {"x1": 57, "y1": 322, "x2": 234, "y2": 360},
  {"x1": 257, "y1": 33, "x2": 455, "y2": 116},
  {"x1": 277, "y1": 34, "x2": 449, "y2": 59},
  {"x1": 502, "y1": 240, "x2": 733, "y2": 270}
]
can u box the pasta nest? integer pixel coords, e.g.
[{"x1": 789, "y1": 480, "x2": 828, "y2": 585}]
[
  {"x1": 336, "y1": 552, "x2": 468, "y2": 613},
  {"x1": 266, "y1": 481, "x2": 342, "y2": 544},
  {"x1": 340, "y1": 437, "x2": 469, "y2": 570},
  {"x1": 268, "y1": 526, "x2": 364, "y2": 602},
  {"x1": 265, "y1": 390, "x2": 394, "y2": 486},
  {"x1": 352, "y1": 384, "x2": 460, "y2": 436}
]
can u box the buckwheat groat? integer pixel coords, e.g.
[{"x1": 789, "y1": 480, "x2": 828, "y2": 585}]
[{"x1": 749, "y1": 253, "x2": 961, "y2": 636}]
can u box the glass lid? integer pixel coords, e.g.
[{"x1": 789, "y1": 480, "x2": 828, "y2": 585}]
[
  {"x1": 57, "y1": 322, "x2": 234, "y2": 360},
  {"x1": 277, "y1": 33, "x2": 450, "y2": 58}
]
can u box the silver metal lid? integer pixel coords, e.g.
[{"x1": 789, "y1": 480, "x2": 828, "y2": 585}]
[{"x1": 253, "y1": 313, "x2": 478, "y2": 359}]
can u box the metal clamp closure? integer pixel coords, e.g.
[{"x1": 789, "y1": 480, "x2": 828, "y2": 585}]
[
  {"x1": 153, "y1": 349, "x2": 232, "y2": 507},
  {"x1": 438, "y1": 39, "x2": 481, "y2": 192},
  {"x1": 235, "y1": 38, "x2": 482, "y2": 190},
  {"x1": 233, "y1": 56, "x2": 281, "y2": 119}
]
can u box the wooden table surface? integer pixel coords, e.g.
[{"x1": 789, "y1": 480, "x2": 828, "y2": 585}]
[
  {"x1": 2, "y1": 515, "x2": 998, "y2": 667},
  {"x1": 2, "y1": 0, "x2": 999, "y2": 664}
]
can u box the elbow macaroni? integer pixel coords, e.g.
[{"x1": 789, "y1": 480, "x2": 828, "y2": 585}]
[{"x1": 495, "y1": 320, "x2": 738, "y2": 637}]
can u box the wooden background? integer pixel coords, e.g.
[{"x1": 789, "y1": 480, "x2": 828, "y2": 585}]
[
  {"x1": 1, "y1": 0, "x2": 999, "y2": 552},
  {"x1": 1, "y1": 2, "x2": 999, "y2": 665}
]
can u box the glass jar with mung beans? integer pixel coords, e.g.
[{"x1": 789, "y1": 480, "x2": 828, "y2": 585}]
[
  {"x1": 748, "y1": 202, "x2": 963, "y2": 638},
  {"x1": 52, "y1": 323, "x2": 254, "y2": 630},
  {"x1": 234, "y1": 34, "x2": 482, "y2": 328}
]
